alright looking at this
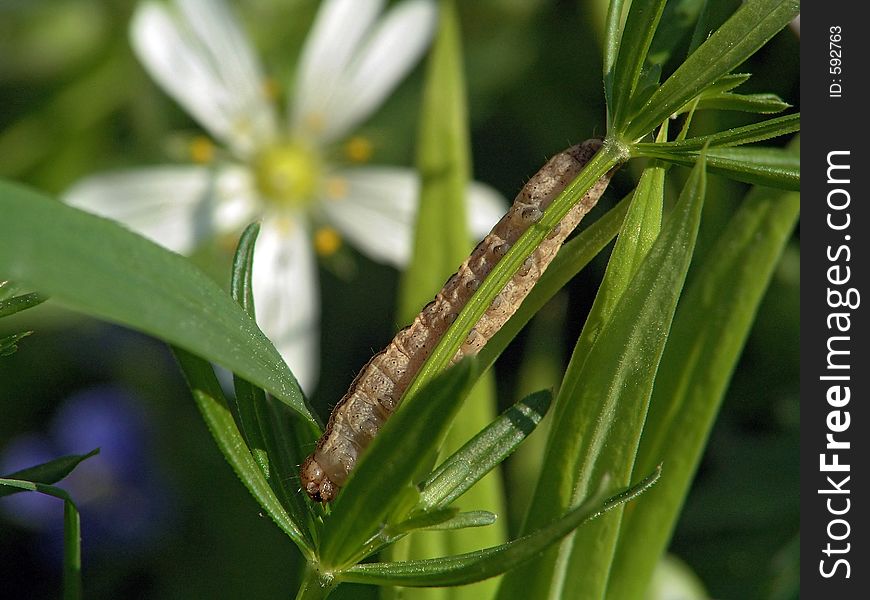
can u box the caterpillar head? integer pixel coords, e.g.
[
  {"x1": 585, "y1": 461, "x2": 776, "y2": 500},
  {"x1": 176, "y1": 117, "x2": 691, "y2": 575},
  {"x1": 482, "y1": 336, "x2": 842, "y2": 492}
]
[{"x1": 300, "y1": 455, "x2": 339, "y2": 503}]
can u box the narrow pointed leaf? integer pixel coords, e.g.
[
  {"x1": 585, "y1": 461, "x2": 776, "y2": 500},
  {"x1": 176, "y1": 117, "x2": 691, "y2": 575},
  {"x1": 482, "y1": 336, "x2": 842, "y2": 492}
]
[
  {"x1": 337, "y1": 469, "x2": 660, "y2": 587},
  {"x1": 637, "y1": 146, "x2": 800, "y2": 189},
  {"x1": 173, "y1": 347, "x2": 315, "y2": 559},
  {"x1": 1, "y1": 331, "x2": 33, "y2": 356},
  {"x1": 500, "y1": 154, "x2": 707, "y2": 599},
  {"x1": 645, "y1": 0, "x2": 706, "y2": 68},
  {"x1": 624, "y1": 0, "x2": 800, "y2": 140},
  {"x1": 603, "y1": 0, "x2": 629, "y2": 113},
  {"x1": 228, "y1": 222, "x2": 320, "y2": 535},
  {"x1": 0, "y1": 449, "x2": 99, "y2": 498},
  {"x1": 419, "y1": 389, "x2": 552, "y2": 509},
  {"x1": 634, "y1": 113, "x2": 800, "y2": 152},
  {"x1": 0, "y1": 181, "x2": 318, "y2": 427},
  {"x1": 422, "y1": 510, "x2": 498, "y2": 531},
  {"x1": 695, "y1": 92, "x2": 791, "y2": 114},
  {"x1": 229, "y1": 222, "x2": 271, "y2": 476},
  {"x1": 0, "y1": 291, "x2": 47, "y2": 318},
  {"x1": 605, "y1": 141, "x2": 800, "y2": 600},
  {"x1": 609, "y1": 0, "x2": 668, "y2": 130},
  {"x1": 319, "y1": 360, "x2": 476, "y2": 568}
]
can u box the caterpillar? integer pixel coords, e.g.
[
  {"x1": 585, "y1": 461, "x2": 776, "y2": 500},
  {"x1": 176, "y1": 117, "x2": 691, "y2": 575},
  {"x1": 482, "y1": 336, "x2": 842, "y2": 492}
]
[{"x1": 301, "y1": 139, "x2": 614, "y2": 502}]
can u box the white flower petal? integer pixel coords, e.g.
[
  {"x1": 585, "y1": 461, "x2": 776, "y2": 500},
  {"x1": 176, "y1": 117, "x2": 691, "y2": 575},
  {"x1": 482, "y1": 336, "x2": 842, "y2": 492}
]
[
  {"x1": 292, "y1": 0, "x2": 384, "y2": 134},
  {"x1": 252, "y1": 215, "x2": 320, "y2": 393},
  {"x1": 130, "y1": 0, "x2": 277, "y2": 157},
  {"x1": 321, "y1": 167, "x2": 506, "y2": 267},
  {"x1": 303, "y1": 0, "x2": 437, "y2": 144},
  {"x1": 63, "y1": 165, "x2": 257, "y2": 254}
]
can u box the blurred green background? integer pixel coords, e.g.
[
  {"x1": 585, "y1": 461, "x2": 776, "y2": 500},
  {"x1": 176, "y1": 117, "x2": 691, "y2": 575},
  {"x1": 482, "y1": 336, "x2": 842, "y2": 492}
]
[{"x1": 0, "y1": 0, "x2": 798, "y2": 598}]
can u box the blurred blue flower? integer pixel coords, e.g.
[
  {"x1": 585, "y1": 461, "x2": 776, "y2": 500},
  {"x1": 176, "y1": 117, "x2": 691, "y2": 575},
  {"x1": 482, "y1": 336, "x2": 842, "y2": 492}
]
[{"x1": 0, "y1": 386, "x2": 170, "y2": 561}]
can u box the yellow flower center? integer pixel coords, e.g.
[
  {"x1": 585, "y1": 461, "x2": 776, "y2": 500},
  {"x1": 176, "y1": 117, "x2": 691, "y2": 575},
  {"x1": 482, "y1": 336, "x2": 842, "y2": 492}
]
[{"x1": 254, "y1": 143, "x2": 320, "y2": 208}]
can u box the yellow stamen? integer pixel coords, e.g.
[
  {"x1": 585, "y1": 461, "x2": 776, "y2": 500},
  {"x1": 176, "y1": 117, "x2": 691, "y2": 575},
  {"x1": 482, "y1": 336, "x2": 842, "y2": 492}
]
[
  {"x1": 325, "y1": 177, "x2": 348, "y2": 199},
  {"x1": 262, "y1": 77, "x2": 280, "y2": 101},
  {"x1": 344, "y1": 136, "x2": 373, "y2": 163},
  {"x1": 190, "y1": 136, "x2": 215, "y2": 164},
  {"x1": 314, "y1": 227, "x2": 342, "y2": 257}
]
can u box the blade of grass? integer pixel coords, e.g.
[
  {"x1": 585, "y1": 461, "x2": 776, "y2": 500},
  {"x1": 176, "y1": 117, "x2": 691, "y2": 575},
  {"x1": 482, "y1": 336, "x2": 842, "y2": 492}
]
[
  {"x1": 0, "y1": 180, "x2": 318, "y2": 427},
  {"x1": 604, "y1": 140, "x2": 800, "y2": 600}
]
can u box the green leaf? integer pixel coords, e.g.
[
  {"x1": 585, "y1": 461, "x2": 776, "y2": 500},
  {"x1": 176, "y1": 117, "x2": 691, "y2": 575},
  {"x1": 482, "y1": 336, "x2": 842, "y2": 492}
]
[
  {"x1": 228, "y1": 222, "x2": 320, "y2": 535},
  {"x1": 637, "y1": 146, "x2": 800, "y2": 189},
  {"x1": 397, "y1": 0, "x2": 471, "y2": 325},
  {"x1": 337, "y1": 469, "x2": 660, "y2": 588},
  {"x1": 604, "y1": 140, "x2": 800, "y2": 600},
  {"x1": 500, "y1": 153, "x2": 707, "y2": 599},
  {"x1": 694, "y1": 92, "x2": 791, "y2": 114},
  {"x1": 172, "y1": 347, "x2": 315, "y2": 559},
  {"x1": 0, "y1": 449, "x2": 98, "y2": 498},
  {"x1": 634, "y1": 113, "x2": 800, "y2": 152},
  {"x1": 0, "y1": 479, "x2": 83, "y2": 600},
  {"x1": 228, "y1": 222, "x2": 271, "y2": 476},
  {"x1": 567, "y1": 162, "x2": 665, "y2": 371},
  {"x1": 318, "y1": 359, "x2": 476, "y2": 569},
  {"x1": 422, "y1": 510, "x2": 498, "y2": 531},
  {"x1": 624, "y1": 0, "x2": 800, "y2": 140},
  {"x1": 645, "y1": 0, "x2": 706, "y2": 68},
  {"x1": 602, "y1": 0, "x2": 628, "y2": 114},
  {"x1": 419, "y1": 389, "x2": 552, "y2": 509},
  {"x1": 1, "y1": 331, "x2": 33, "y2": 356},
  {"x1": 0, "y1": 291, "x2": 47, "y2": 318},
  {"x1": 609, "y1": 0, "x2": 668, "y2": 131},
  {"x1": 0, "y1": 180, "x2": 317, "y2": 428}
]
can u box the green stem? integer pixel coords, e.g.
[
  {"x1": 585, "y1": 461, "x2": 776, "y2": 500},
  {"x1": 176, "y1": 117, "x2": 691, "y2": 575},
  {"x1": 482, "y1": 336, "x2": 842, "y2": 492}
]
[{"x1": 295, "y1": 564, "x2": 337, "y2": 600}]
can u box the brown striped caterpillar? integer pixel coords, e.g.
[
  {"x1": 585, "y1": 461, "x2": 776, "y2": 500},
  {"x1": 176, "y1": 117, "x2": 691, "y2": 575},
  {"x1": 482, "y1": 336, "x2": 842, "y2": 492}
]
[{"x1": 301, "y1": 139, "x2": 614, "y2": 502}]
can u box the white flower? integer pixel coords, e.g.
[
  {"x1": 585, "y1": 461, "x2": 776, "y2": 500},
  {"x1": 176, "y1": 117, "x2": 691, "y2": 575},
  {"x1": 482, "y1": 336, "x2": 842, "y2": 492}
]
[{"x1": 64, "y1": 0, "x2": 505, "y2": 393}]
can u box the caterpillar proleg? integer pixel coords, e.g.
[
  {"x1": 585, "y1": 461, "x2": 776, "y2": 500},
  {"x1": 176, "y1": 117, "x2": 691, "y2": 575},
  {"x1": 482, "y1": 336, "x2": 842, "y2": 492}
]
[{"x1": 301, "y1": 139, "x2": 614, "y2": 502}]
